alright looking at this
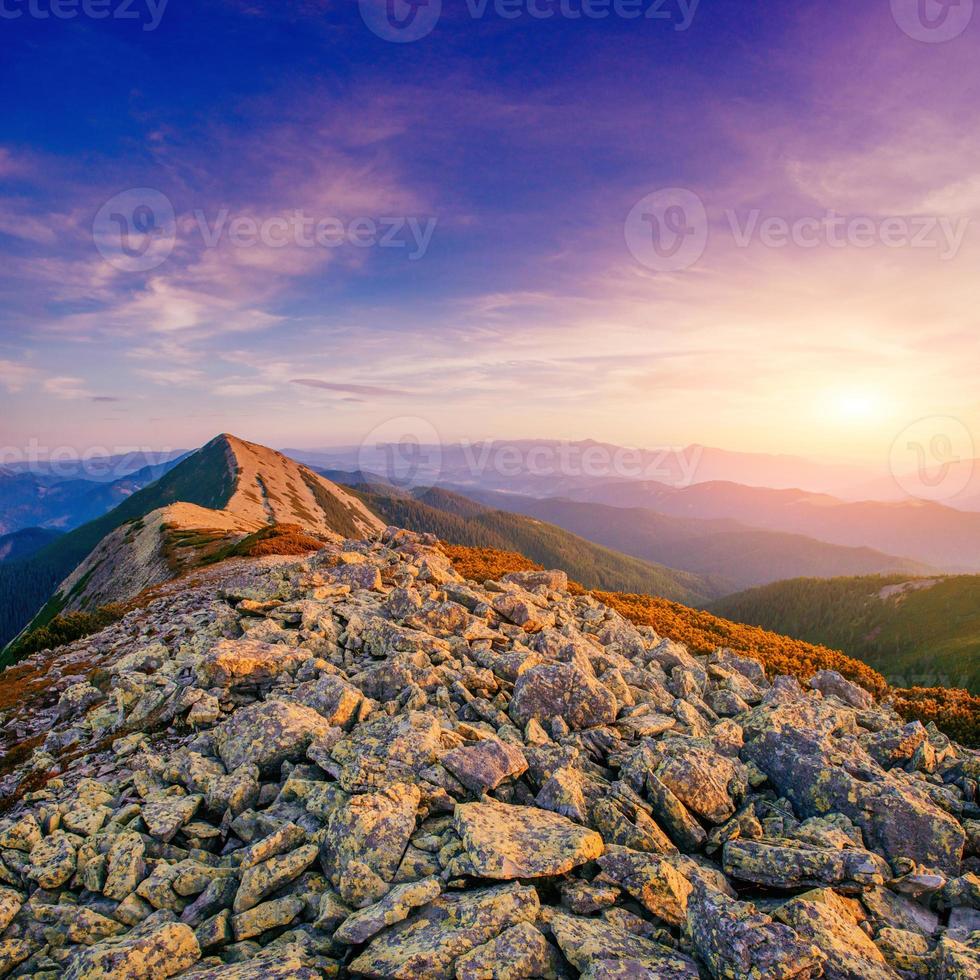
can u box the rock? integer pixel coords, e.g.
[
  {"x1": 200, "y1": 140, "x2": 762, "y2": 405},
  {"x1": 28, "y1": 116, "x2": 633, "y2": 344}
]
[
  {"x1": 776, "y1": 896, "x2": 898, "y2": 979},
  {"x1": 723, "y1": 839, "x2": 889, "y2": 892},
  {"x1": 233, "y1": 843, "x2": 319, "y2": 912},
  {"x1": 0, "y1": 813, "x2": 42, "y2": 852},
  {"x1": 178, "y1": 943, "x2": 319, "y2": 979},
  {"x1": 653, "y1": 741, "x2": 746, "y2": 825},
  {"x1": 0, "y1": 887, "x2": 22, "y2": 933},
  {"x1": 451, "y1": 800, "x2": 604, "y2": 879},
  {"x1": 104, "y1": 832, "x2": 147, "y2": 900},
  {"x1": 58, "y1": 681, "x2": 104, "y2": 719},
  {"x1": 808, "y1": 670, "x2": 874, "y2": 710},
  {"x1": 500, "y1": 570, "x2": 568, "y2": 592},
  {"x1": 744, "y1": 726, "x2": 965, "y2": 874},
  {"x1": 142, "y1": 794, "x2": 203, "y2": 842},
  {"x1": 213, "y1": 699, "x2": 334, "y2": 773},
  {"x1": 325, "y1": 783, "x2": 421, "y2": 906},
  {"x1": 510, "y1": 662, "x2": 617, "y2": 731},
  {"x1": 329, "y1": 711, "x2": 442, "y2": 793},
  {"x1": 441, "y1": 737, "x2": 528, "y2": 795},
  {"x1": 455, "y1": 921, "x2": 558, "y2": 980},
  {"x1": 231, "y1": 895, "x2": 306, "y2": 940},
  {"x1": 348, "y1": 882, "x2": 540, "y2": 978},
  {"x1": 334, "y1": 876, "x2": 442, "y2": 945},
  {"x1": 287, "y1": 672, "x2": 365, "y2": 727},
  {"x1": 548, "y1": 911, "x2": 700, "y2": 977},
  {"x1": 492, "y1": 592, "x2": 556, "y2": 633},
  {"x1": 28, "y1": 831, "x2": 77, "y2": 888},
  {"x1": 685, "y1": 881, "x2": 825, "y2": 979},
  {"x1": 63, "y1": 912, "x2": 200, "y2": 980},
  {"x1": 195, "y1": 638, "x2": 308, "y2": 688},
  {"x1": 598, "y1": 847, "x2": 692, "y2": 926}
]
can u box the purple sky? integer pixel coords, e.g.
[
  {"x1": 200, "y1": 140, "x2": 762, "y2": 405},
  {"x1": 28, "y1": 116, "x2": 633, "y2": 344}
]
[{"x1": 1, "y1": 0, "x2": 978, "y2": 466}]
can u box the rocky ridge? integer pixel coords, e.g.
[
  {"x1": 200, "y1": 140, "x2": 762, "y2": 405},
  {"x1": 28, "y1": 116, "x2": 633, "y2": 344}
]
[{"x1": 0, "y1": 527, "x2": 978, "y2": 978}]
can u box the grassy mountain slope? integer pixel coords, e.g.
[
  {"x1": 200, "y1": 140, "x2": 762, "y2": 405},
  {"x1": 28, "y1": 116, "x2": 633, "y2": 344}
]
[
  {"x1": 0, "y1": 527, "x2": 64, "y2": 563},
  {"x1": 455, "y1": 489, "x2": 931, "y2": 592},
  {"x1": 349, "y1": 483, "x2": 716, "y2": 604},
  {"x1": 711, "y1": 574, "x2": 980, "y2": 694}
]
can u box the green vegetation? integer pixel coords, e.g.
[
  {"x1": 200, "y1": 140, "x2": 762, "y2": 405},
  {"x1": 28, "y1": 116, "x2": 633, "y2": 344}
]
[
  {"x1": 1, "y1": 605, "x2": 125, "y2": 665},
  {"x1": 711, "y1": 574, "x2": 980, "y2": 693},
  {"x1": 354, "y1": 485, "x2": 714, "y2": 604}
]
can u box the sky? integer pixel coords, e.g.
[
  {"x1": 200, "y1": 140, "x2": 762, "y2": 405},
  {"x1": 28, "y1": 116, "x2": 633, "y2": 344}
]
[{"x1": 1, "y1": 0, "x2": 979, "y2": 468}]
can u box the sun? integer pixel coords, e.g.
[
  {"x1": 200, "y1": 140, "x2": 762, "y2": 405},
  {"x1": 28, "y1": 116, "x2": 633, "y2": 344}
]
[{"x1": 825, "y1": 388, "x2": 884, "y2": 424}]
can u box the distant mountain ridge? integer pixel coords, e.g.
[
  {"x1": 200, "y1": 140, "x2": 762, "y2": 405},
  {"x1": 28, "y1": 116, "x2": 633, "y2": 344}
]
[
  {"x1": 564, "y1": 479, "x2": 980, "y2": 572},
  {"x1": 0, "y1": 527, "x2": 63, "y2": 563},
  {"x1": 449, "y1": 488, "x2": 934, "y2": 592},
  {"x1": 343, "y1": 480, "x2": 716, "y2": 605}
]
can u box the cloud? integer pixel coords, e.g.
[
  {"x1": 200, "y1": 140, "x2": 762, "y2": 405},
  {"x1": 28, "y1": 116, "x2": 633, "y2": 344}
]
[
  {"x1": 43, "y1": 376, "x2": 92, "y2": 400},
  {"x1": 213, "y1": 382, "x2": 276, "y2": 397},
  {"x1": 290, "y1": 378, "x2": 412, "y2": 398},
  {"x1": 91, "y1": 395, "x2": 123, "y2": 403},
  {"x1": 0, "y1": 359, "x2": 37, "y2": 393}
]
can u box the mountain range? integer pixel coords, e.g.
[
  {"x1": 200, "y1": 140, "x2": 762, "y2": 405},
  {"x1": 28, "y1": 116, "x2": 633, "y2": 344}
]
[{"x1": 3, "y1": 433, "x2": 980, "y2": 701}]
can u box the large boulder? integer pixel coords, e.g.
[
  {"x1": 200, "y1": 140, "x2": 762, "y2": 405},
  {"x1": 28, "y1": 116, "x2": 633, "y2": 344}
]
[
  {"x1": 510, "y1": 662, "x2": 617, "y2": 730},
  {"x1": 450, "y1": 800, "x2": 604, "y2": 879},
  {"x1": 348, "y1": 882, "x2": 539, "y2": 978},
  {"x1": 213, "y1": 700, "x2": 333, "y2": 773},
  {"x1": 194, "y1": 638, "x2": 307, "y2": 688},
  {"x1": 744, "y1": 727, "x2": 965, "y2": 874}
]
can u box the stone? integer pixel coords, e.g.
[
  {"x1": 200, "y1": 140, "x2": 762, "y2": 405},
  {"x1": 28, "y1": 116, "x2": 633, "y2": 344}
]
[
  {"x1": 455, "y1": 921, "x2": 558, "y2": 980},
  {"x1": 63, "y1": 912, "x2": 200, "y2": 980},
  {"x1": 213, "y1": 700, "x2": 334, "y2": 773},
  {"x1": 142, "y1": 794, "x2": 203, "y2": 842},
  {"x1": 441, "y1": 737, "x2": 528, "y2": 795},
  {"x1": 334, "y1": 876, "x2": 442, "y2": 945},
  {"x1": 744, "y1": 725, "x2": 965, "y2": 874},
  {"x1": 776, "y1": 896, "x2": 898, "y2": 980},
  {"x1": 0, "y1": 886, "x2": 22, "y2": 933},
  {"x1": 233, "y1": 843, "x2": 319, "y2": 912},
  {"x1": 195, "y1": 638, "x2": 308, "y2": 688},
  {"x1": 28, "y1": 832, "x2": 77, "y2": 888},
  {"x1": 287, "y1": 673, "x2": 365, "y2": 727},
  {"x1": 510, "y1": 662, "x2": 617, "y2": 731},
  {"x1": 598, "y1": 847, "x2": 692, "y2": 926},
  {"x1": 685, "y1": 881, "x2": 825, "y2": 979},
  {"x1": 231, "y1": 896, "x2": 305, "y2": 941},
  {"x1": 548, "y1": 911, "x2": 700, "y2": 977},
  {"x1": 348, "y1": 882, "x2": 539, "y2": 979},
  {"x1": 808, "y1": 670, "x2": 874, "y2": 710},
  {"x1": 723, "y1": 839, "x2": 889, "y2": 892},
  {"x1": 104, "y1": 833, "x2": 147, "y2": 900},
  {"x1": 325, "y1": 783, "x2": 421, "y2": 906},
  {"x1": 451, "y1": 800, "x2": 604, "y2": 879}
]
